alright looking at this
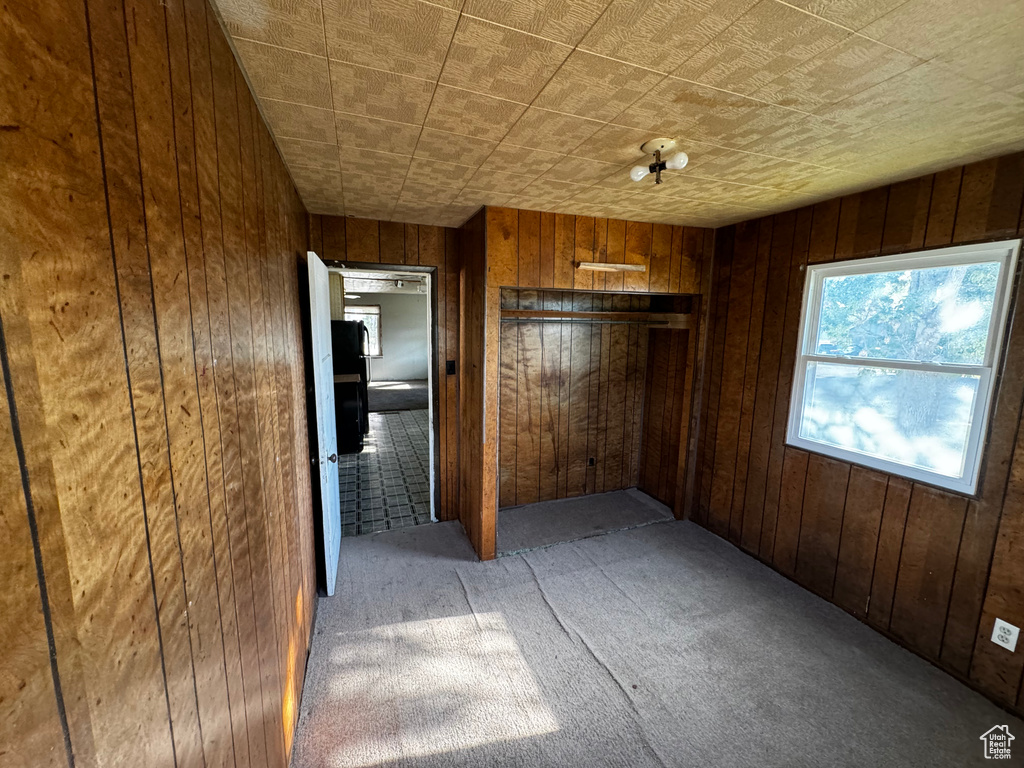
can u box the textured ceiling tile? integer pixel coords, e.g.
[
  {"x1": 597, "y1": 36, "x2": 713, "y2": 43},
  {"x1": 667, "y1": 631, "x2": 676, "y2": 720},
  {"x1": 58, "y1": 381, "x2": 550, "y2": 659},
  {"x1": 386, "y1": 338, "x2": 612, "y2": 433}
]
[
  {"x1": 737, "y1": 113, "x2": 865, "y2": 164},
  {"x1": 464, "y1": 168, "x2": 534, "y2": 193},
  {"x1": 673, "y1": 0, "x2": 850, "y2": 95},
  {"x1": 322, "y1": 0, "x2": 459, "y2": 79},
  {"x1": 517, "y1": 177, "x2": 586, "y2": 201},
  {"x1": 565, "y1": 184, "x2": 639, "y2": 205},
  {"x1": 541, "y1": 155, "x2": 621, "y2": 184},
  {"x1": 439, "y1": 16, "x2": 573, "y2": 103},
  {"x1": 290, "y1": 164, "x2": 343, "y2": 189},
  {"x1": 572, "y1": 123, "x2": 664, "y2": 166},
  {"x1": 782, "y1": 0, "x2": 908, "y2": 29},
  {"x1": 217, "y1": 0, "x2": 326, "y2": 55},
  {"x1": 532, "y1": 51, "x2": 665, "y2": 121},
  {"x1": 816, "y1": 61, "x2": 980, "y2": 127},
  {"x1": 424, "y1": 85, "x2": 528, "y2": 140},
  {"x1": 686, "y1": 148, "x2": 825, "y2": 191},
  {"x1": 503, "y1": 195, "x2": 560, "y2": 211},
  {"x1": 391, "y1": 201, "x2": 456, "y2": 225},
  {"x1": 503, "y1": 107, "x2": 605, "y2": 151},
  {"x1": 750, "y1": 35, "x2": 920, "y2": 113},
  {"x1": 936, "y1": 25, "x2": 1024, "y2": 98},
  {"x1": 454, "y1": 188, "x2": 512, "y2": 207},
  {"x1": 329, "y1": 62, "x2": 435, "y2": 123},
  {"x1": 615, "y1": 77, "x2": 806, "y2": 149},
  {"x1": 221, "y1": 0, "x2": 1024, "y2": 228},
  {"x1": 348, "y1": 201, "x2": 398, "y2": 220},
  {"x1": 276, "y1": 137, "x2": 341, "y2": 170},
  {"x1": 414, "y1": 128, "x2": 498, "y2": 165},
  {"x1": 261, "y1": 99, "x2": 337, "y2": 142},
  {"x1": 477, "y1": 144, "x2": 563, "y2": 176},
  {"x1": 862, "y1": 0, "x2": 1024, "y2": 60},
  {"x1": 578, "y1": 0, "x2": 760, "y2": 73},
  {"x1": 334, "y1": 113, "x2": 421, "y2": 152},
  {"x1": 406, "y1": 157, "x2": 477, "y2": 187},
  {"x1": 343, "y1": 170, "x2": 406, "y2": 198},
  {"x1": 399, "y1": 181, "x2": 461, "y2": 204},
  {"x1": 234, "y1": 39, "x2": 332, "y2": 107},
  {"x1": 462, "y1": 0, "x2": 610, "y2": 45},
  {"x1": 306, "y1": 199, "x2": 346, "y2": 216},
  {"x1": 610, "y1": 170, "x2": 779, "y2": 205},
  {"x1": 339, "y1": 145, "x2": 413, "y2": 176}
]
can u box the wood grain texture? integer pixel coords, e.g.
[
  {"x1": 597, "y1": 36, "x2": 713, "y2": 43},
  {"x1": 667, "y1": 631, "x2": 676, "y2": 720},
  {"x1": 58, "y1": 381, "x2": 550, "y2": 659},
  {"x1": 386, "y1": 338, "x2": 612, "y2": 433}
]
[
  {"x1": 696, "y1": 152, "x2": 1024, "y2": 714},
  {"x1": 498, "y1": 306, "x2": 650, "y2": 506},
  {"x1": 0, "y1": 0, "x2": 316, "y2": 763}
]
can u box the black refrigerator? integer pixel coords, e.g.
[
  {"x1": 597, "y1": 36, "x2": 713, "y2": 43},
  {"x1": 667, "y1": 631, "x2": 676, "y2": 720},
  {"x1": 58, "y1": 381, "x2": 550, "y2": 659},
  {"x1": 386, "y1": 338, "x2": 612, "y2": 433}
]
[{"x1": 331, "y1": 320, "x2": 370, "y2": 453}]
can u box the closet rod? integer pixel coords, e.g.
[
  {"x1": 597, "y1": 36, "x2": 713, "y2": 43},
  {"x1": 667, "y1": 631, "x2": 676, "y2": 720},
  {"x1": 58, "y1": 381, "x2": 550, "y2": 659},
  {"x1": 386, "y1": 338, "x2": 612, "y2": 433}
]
[{"x1": 500, "y1": 317, "x2": 670, "y2": 326}]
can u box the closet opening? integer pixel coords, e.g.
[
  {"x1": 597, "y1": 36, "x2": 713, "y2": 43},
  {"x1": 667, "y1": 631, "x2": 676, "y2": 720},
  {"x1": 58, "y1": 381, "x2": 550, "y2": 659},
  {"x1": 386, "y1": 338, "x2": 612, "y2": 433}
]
[{"x1": 496, "y1": 288, "x2": 696, "y2": 555}]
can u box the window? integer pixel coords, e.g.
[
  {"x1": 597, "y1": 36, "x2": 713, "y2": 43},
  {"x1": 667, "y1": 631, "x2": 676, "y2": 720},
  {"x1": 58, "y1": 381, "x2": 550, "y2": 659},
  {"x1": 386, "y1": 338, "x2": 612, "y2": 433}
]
[
  {"x1": 788, "y1": 240, "x2": 1020, "y2": 494},
  {"x1": 344, "y1": 305, "x2": 382, "y2": 357}
]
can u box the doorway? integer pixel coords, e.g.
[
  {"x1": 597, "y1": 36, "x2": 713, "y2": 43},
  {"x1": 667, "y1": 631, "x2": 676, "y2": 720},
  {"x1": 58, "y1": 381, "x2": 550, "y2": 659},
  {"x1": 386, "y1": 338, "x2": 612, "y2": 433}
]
[{"x1": 328, "y1": 266, "x2": 438, "y2": 537}]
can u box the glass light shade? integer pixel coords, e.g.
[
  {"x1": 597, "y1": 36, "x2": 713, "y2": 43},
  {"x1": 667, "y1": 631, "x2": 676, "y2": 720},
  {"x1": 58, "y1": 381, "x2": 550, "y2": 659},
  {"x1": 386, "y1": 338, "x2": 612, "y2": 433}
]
[
  {"x1": 630, "y1": 165, "x2": 650, "y2": 182},
  {"x1": 665, "y1": 152, "x2": 689, "y2": 170}
]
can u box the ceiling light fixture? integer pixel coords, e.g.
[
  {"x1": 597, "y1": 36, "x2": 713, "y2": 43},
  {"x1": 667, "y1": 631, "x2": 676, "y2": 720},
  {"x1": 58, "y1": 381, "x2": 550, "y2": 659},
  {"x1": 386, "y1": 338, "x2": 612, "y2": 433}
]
[
  {"x1": 577, "y1": 262, "x2": 647, "y2": 273},
  {"x1": 630, "y1": 138, "x2": 688, "y2": 184}
]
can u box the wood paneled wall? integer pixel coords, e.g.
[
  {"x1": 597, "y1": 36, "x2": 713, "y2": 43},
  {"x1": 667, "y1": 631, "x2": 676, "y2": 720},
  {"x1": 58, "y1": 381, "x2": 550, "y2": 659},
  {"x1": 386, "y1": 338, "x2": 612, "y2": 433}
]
[
  {"x1": 498, "y1": 292, "x2": 652, "y2": 507},
  {"x1": 696, "y1": 152, "x2": 1024, "y2": 715},
  {"x1": 1, "y1": 0, "x2": 316, "y2": 765},
  {"x1": 308, "y1": 215, "x2": 461, "y2": 523},
  {"x1": 459, "y1": 209, "x2": 488, "y2": 556},
  {"x1": 473, "y1": 208, "x2": 713, "y2": 559},
  {"x1": 639, "y1": 329, "x2": 694, "y2": 511}
]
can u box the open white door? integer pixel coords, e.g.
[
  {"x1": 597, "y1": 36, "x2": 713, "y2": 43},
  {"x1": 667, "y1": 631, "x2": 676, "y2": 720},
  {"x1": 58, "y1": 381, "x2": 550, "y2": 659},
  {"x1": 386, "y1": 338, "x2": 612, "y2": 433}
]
[{"x1": 308, "y1": 251, "x2": 341, "y2": 595}]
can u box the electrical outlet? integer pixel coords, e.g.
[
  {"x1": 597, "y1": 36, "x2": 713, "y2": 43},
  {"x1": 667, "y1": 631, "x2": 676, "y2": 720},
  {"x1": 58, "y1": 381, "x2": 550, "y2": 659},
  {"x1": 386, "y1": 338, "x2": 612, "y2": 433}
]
[{"x1": 991, "y1": 618, "x2": 1020, "y2": 652}]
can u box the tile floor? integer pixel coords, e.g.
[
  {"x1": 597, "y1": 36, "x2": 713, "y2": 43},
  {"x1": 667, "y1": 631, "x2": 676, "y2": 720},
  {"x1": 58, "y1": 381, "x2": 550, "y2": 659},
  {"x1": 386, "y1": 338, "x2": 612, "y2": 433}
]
[{"x1": 338, "y1": 410, "x2": 432, "y2": 537}]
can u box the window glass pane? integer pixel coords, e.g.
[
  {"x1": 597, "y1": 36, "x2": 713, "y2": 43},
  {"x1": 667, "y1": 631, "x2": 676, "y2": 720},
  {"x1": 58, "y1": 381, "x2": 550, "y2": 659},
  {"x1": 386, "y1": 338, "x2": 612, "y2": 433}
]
[
  {"x1": 798, "y1": 362, "x2": 980, "y2": 479},
  {"x1": 814, "y1": 261, "x2": 1001, "y2": 364},
  {"x1": 344, "y1": 307, "x2": 381, "y2": 355},
  {"x1": 362, "y1": 315, "x2": 381, "y2": 356}
]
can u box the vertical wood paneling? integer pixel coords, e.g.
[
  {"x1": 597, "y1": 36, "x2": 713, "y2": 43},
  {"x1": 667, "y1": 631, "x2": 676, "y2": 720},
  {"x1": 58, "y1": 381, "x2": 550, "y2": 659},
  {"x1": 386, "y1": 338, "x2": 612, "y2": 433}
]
[
  {"x1": 708, "y1": 220, "x2": 758, "y2": 538},
  {"x1": 605, "y1": 219, "x2": 627, "y2": 292},
  {"x1": 458, "y1": 209, "x2": 487, "y2": 555},
  {"x1": 867, "y1": 477, "x2": 913, "y2": 629},
  {"x1": 793, "y1": 455, "x2": 851, "y2": 598},
  {"x1": 0, "y1": 0, "x2": 316, "y2": 762},
  {"x1": 574, "y1": 217, "x2": 595, "y2": 290},
  {"x1": 736, "y1": 220, "x2": 772, "y2": 551},
  {"x1": 0, "y1": 336, "x2": 68, "y2": 767},
  {"x1": 697, "y1": 151, "x2": 1024, "y2": 714},
  {"x1": 833, "y1": 467, "x2": 889, "y2": 618}
]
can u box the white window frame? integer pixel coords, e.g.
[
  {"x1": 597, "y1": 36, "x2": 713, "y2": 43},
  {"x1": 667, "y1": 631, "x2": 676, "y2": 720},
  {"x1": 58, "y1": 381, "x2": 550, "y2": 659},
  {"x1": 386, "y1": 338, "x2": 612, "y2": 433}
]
[{"x1": 787, "y1": 239, "x2": 1020, "y2": 495}]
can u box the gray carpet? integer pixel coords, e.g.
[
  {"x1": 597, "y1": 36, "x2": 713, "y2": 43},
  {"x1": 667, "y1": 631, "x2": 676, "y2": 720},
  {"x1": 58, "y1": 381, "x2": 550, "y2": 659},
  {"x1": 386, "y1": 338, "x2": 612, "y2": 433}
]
[
  {"x1": 292, "y1": 520, "x2": 1022, "y2": 768},
  {"x1": 498, "y1": 488, "x2": 674, "y2": 555},
  {"x1": 368, "y1": 380, "x2": 428, "y2": 412}
]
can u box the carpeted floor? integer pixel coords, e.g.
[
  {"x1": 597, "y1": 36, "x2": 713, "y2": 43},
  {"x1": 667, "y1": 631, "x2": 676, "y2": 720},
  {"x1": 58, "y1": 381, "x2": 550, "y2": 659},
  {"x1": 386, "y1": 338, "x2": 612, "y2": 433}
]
[
  {"x1": 498, "y1": 488, "x2": 674, "y2": 555},
  {"x1": 292, "y1": 520, "x2": 1022, "y2": 768},
  {"x1": 367, "y1": 380, "x2": 428, "y2": 412}
]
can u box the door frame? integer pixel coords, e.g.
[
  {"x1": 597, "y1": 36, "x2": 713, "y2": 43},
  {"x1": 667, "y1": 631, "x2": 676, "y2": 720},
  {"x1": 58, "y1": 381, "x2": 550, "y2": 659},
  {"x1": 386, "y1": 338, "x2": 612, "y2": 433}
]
[{"x1": 324, "y1": 259, "x2": 442, "y2": 525}]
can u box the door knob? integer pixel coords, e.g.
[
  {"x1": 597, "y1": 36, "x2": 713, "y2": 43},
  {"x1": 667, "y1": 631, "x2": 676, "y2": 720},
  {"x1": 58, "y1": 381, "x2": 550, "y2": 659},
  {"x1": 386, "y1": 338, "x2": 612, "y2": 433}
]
[{"x1": 327, "y1": 453, "x2": 338, "y2": 463}]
